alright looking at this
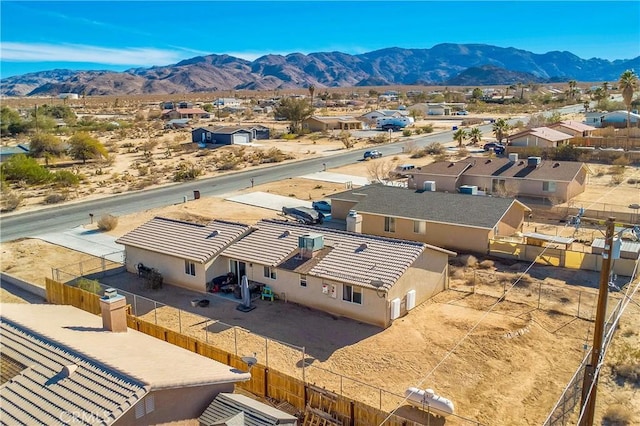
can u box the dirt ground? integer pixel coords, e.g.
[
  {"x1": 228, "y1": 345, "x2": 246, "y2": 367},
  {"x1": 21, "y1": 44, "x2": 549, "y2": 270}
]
[{"x1": 1, "y1": 110, "x2": 639, "y2": 424}]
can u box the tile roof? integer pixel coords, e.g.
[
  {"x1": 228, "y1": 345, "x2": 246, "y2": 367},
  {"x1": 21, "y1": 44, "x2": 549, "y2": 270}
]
[
  {"x1": 415, "y1": 158, "x2": 587, "y2": 182},
  {"x1": 221, "y1": 220, "x2": 448, "y2": 290},
  {"x1": 1, "y1": 304, "x2": 251, "y2": 391},
  {"x1": 116, "y1": 217, "x2": 249, "y2": 263},
  {"x1": 509, "y1": 126, "x2": 572, "y2": 142},
  {"x1": 1, "y1": 315, "x2": 148, "y2": 425},
  {"x1": 199, "y1": 393, "x2": 297, "y2": 426},
  {"x1": 331, "y1": 185, "x2": 529, "y2": 229}
]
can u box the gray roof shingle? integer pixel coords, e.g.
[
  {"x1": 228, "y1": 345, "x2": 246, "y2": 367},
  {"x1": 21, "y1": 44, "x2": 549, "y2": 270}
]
[
  {"x1": 116, "y1": 217, "x2": 250, "y2": 263},
  {"x1": 221, "y1": 219, "x2": 451, "y2": 290},
  {"x1": 199, "y1": 393, "x2": 297, "y2": 426},
  {"x1": 331, "y1": 185, "x2": 529, "y2": 229}
]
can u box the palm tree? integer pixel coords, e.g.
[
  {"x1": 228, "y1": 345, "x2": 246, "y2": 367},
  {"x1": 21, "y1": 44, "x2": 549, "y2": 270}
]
[
  {"x1": 469, "y1": 127, "x2": 482, "y2": 146},
  {"x1": 453, "y1": 128, "x2": 468, "y2": 147},
  {"x1": 567, "y1": 80, "x2": 578, "y2": 100},
  {"x1": 308, "y1": 84, "x2": 315, "y2": 107},
  {"x1": 619, "y1": 70, "x2": 638, "y2": 149},
  {"x1": 492, "y1": 118, "x2": 510, "y2": 143}
]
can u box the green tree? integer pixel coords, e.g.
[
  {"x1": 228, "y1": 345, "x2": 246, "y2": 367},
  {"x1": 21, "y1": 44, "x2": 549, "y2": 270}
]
[
  {"x1": 202, "y1": 103, "x2": 214, "y2": 113},
  {"x1": 273, "y1": 97, "x2": 314, "y2": 134},
  {"x1": 619, "y1": 70, "x2": 638, "y2": 149},
  {"x1": 492, "y1": 118, "x2": 510, "y2": 143},
  {"x1": 469, "y1": 127, "x2": 482, "y2": 145},
  {"x1": 0, "y1": 154, "x2": 52, "y2": 184},
  {"x1": 29, "y1": 133, "x2": 65, "y2": 162},
  {"x1": 35, "y1": 104, "x2": 76, "y2": 125},
  {"x1": 68, "y1": 132, "x2": 108, "y2": 164},
  {"x1": 453, "y1": 128, "x2": 468, "y2": 147},
  {"x1": 471, "y1": 88, "x2": 484, "y2": 101},
  {"x1": 1, "y1": 106, "x2": 25, "y2": 136},
  {"x1": 546, "y1": 111, "x2": 563, "y2": 124}
]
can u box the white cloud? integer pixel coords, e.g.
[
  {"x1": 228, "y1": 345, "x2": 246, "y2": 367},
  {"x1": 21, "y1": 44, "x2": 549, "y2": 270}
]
[{"x1": 0, "y1": 42, "x2": 186, "y2": 66}]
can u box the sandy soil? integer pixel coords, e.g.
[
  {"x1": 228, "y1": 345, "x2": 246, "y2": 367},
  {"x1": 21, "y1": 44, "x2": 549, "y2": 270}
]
[{"x1": 1, "y1": 111, "x2": 639, "y2": 424}]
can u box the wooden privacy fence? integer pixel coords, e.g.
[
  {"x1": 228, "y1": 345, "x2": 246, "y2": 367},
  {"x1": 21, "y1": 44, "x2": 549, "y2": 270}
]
[
  {"x1": 45, "y1": 278, "x2": 444, "y2": 426},
  {"x1": 489, "y1": 240, "x2": 638, "y2": 277}
]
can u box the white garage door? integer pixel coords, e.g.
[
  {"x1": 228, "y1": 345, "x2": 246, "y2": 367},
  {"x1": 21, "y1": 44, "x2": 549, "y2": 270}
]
[{"x1": 232, "y1": 133, "x2": 250, "y2": 144}]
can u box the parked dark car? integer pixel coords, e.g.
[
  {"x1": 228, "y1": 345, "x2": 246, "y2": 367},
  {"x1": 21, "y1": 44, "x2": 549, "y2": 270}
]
[
  {"x1": 380, "y1": 124, "x2": 402, "y2": 131},
  {"x1": 363, "y1": 150, "x2": 382, "y2": 159},
  {"x1": 312, "y1": 200, "x2": 332, "y2": 212},
  {"x1": 282, "y1": 206, "x2": 324, "y2": 224},
  {"x1": 483, "y1": 142, "x2": 505, "y2": 154}
]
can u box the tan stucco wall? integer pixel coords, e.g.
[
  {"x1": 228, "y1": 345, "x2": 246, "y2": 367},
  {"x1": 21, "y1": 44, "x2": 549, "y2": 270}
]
[
  {"x1": 495, "y1": 204, "x2": 526, "y2": 237},
  {"x1": 123, "y1": 246, "x2": 211, "y2": 292},
  {"x1": 510, "y1": 135, "x2": 558, "y2": 148},
  {"x1": 566, "y1": 169, "x2": 587, "y2": 200},
  {"x1": 114, "y1": 383, "x2": 235, "y2": 425},
  {"x1": 331, "y1": 199, "x2": 359, "y2": 220},
  {"x1": 460, "y1": 176, "x2": 572, "y2": 201},
  {"x1": 409, "y1": 173, "x2": 459, "y2": 192},
  {"x1": 360, "y1": 213, "x2": 490, "y2": 254}
]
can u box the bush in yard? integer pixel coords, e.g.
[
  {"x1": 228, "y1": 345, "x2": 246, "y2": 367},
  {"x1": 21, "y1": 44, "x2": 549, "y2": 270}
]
[
  {"x1": 44, "y1": 191, "x2": 69, "y2": 204},
  {"x1": 421, "y1": 124, "x2": 434, "y2": 133},
  {"x1": 0, "y1": 186, "x2": 22, "y2": 212},
  {"x1": 53, "y1": 170, "x2": 81, "y2": 186},
  {"x1": 402, "y1": 129, "x2": 412, "y2": 137},
  {"x1": 478, "y1": 260, "x2": 495, "y2": 269},
  {"x1": 97, "y1": 214, "x2": 118, "y2": 231},
  {"x1": 0, "y1": 154, "x2": 52, "y2": 184},
  {"x1": 77, "y1": 278, "x2": 102, "y2": 294},
  {"x1": 424, "y1": 142, "x2": 445, "y2": 155},
  {"x1": 68, "y1": 132, "x2": 108, "y2": 163},
  {"x1": 602, "y1": 404, "x2": 632, "y2": 425},
  {"x1": 173, "y1": 161, "x2": 202, "y2": 181}
]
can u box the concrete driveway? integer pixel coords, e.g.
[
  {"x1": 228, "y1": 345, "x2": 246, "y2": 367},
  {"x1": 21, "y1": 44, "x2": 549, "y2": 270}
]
[{"x1": 34, "y1": 226, "x2": 124, "y2": 262}]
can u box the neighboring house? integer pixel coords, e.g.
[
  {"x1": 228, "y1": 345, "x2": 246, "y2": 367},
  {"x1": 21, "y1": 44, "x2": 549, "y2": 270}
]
[
  {"x1": 161, "y1": 101, "x2": 194, "y2": 110},
  {"x1": 199, "y1": 393, "x2": 297, "y2": 426},
  {"x1": 548, "y1": 121, "x2": 596, "y2": 137},
  {"x1": 162, "y1": 108, "x2": 209, "y2": 120},
  {"x1": 165, "y1": 118, "x2": 191, "y2": 129},
  {"x1": 220, "y1": 219, "x2": 454, "y2": 328},
  {"x1": 0, "y1": 302, "x2": 250, "y2": 425},
  {"x1": 191, "y1": 126, "x2": 254, "y2": 144},
  {"x1": 508, "y1": 127, "x2": 573, "y2": 148},
  {"x1": 330, "y1": 185, "x2": 530, "y2": 254},
  {"x1": 600, "y1": 110, "x2": 640, "y2": 128},
  {"x1": 409, "y1": 156, "x2": 590, "y2": 203},
  {"x1": 301, "y1": 116, "x2": 363, "y2": 132},
  {"x1": 213, "y1": 98, "x2": 242, "y2": 107},
  {"x1": 248, "y1": 124, "x2": 271, "y2": 140},
  {"x1": 0, "y1": 144, "x2": 29, "y2": 162},
  {"x1": 116, "y1": 217, "x2": 251, "y2": 292},
  {"x1": 359, "y1": 110, "x2": 408, "y2": 121}
]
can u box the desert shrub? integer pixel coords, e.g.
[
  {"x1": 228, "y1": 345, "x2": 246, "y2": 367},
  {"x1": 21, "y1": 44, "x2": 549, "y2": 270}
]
[
  {"x1": 457, "y1": 148, "x2": 469, "y2": 158},
  {"x1": 451, "y1": 268, "x2": 466, "y2": 279},
  {"x1": 421, "y1": 124, "x2": 434, "y2": 133},
  {"x1": 425, "y1": 142, "x2": 445, "y2": 155},
  {"x1": 478, "y1": 260, "x2": 495, "y2": 269},
  {"x1": 410, "y1": 149, "x2": 428, "y2": 159},
  {"x1": 216, "y1": 152, "x2": 241, "y2": 171},
  {"x1": 609, "y1": 165, "x2": 626, "y2": 175},
  {"x1": 53, "y1": 170, "x2": 81, "y2": 186},
  {"x1": 1, "y1": 189, "x2": 22, "y2": 212},
  {"x1": 594, "y1": 167, "x2": 605, "y2": 177},
  {"x1": 369, "y1": 134, "x2": 387, "y2": 144},
  {"x1": 602, "y1": 404, "x2": 632, "y2": 425},
  {"x1": 97, "y1": 214, "x2": 118, "y2": 231},
  {"x1": 402, "y1": 129, "x2": 412, "y2": 137},
  {"x1": 610, "y1": 175, "x2": 624, "y2": 185},
  {"x1": 174, "y1": 161, "x2": 202, "y2": 181},
  {"x1": 263, "y1": 147, "x2": 292, "y2": 163},
  {"x1": 551, "y1": 144, "x2": 581, "y2": 161},
  {"x1": 434, "y1": 153, "x2": 448, "y2": 162},
  {"x1": 44, "y1": 191, "x2": 68, "y2": 204},
  {"x1": 76, "y1": 278, "x2": 102, "y2": 294},
  {"x1": 281, "y1": 133, "x2": 297, "y2": 140},
  {"x1": 464, "y1": 255, "x2": 478, "y2": 267},
  {"x1": 612, "y1": 155, "x2": 630, "y2": 167},
  {"x1": 627, "y1": 178, "x2": 639, "y2": 184},
  {"x1": 1, "y1": 154, "x2": 52, "y2": 184},
  {"x1": 173, "y1": 133, "x2": 188, "y2": 142},
  {"x1": 414, "y1": 127, "x2": 423, "y2": 135}
]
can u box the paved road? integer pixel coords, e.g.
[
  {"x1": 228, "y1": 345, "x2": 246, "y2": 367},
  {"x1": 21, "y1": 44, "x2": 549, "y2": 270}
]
[{"x1": 0, "y1": 105, "x2": 581, "y2": 243}]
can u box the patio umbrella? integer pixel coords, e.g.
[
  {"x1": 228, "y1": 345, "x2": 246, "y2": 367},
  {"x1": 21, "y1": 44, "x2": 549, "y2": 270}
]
[{"x1": 241, "y1": 275, "x2": 250, "y2": 308}]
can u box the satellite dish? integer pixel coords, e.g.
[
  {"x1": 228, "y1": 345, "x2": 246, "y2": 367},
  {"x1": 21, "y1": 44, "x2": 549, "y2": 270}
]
[{"x1": 241, "y1": 356, "x2": 257, "y2": 369}]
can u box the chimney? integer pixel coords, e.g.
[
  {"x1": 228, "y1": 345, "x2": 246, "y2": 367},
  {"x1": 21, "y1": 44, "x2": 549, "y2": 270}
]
[
  {"x1": 100, "y1": 288, "x2": 127, "y2": 333},
  {"x1": 346, "y1": 210, "x2": 362, "y2": 233}
]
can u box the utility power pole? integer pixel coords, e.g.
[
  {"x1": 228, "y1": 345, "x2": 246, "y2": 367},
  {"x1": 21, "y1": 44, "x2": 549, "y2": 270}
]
[{"x1": 579, "y1": 217, "x2": 616, "y2": 426}]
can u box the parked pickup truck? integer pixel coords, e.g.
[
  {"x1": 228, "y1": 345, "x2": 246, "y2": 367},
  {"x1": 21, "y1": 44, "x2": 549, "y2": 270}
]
[{"x1": 282, "y1": 206, "x2": 324, "y2": 224}]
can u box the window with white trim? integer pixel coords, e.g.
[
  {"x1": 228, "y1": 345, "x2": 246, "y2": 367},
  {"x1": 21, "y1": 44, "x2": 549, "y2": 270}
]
[
  {"x1": 263, "y1": 266, "x2": 276, "y2": 280},
  {"x1": 384, "y1": 216, "x2": 396, "y2": 233},
  {"x1": 542, "y1": 181, "x2": 557, "y2": 192},
  {"x1": 300, "y1": 274, "x2": 307, "y2": 287},
  {"x1": 184, "y1": 260, "x2": 195, "y2": 276},
  {"x1": 413, "y1": 220, "x2": 426, "y2": 234},
  {"x1": 343, "y1": 285, "x2": 362, "y2": 304}
]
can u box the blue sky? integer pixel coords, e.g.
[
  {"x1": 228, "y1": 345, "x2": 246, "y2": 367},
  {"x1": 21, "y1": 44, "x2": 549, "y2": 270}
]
[{"x1": 1, "y1": 1, "x2": 639, "y2": 79}]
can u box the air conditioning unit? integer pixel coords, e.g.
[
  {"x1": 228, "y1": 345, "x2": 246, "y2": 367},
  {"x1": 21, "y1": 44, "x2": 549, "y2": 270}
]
[
  {"x1": 390, "y1": 298, "x2": 401, "y2": 320},
  {"x1": 527, "y1": 156, "x2": 541, "y2": 167},
  {"x1": 406, "y1": 290, "x2": 416, "y2": 310}
]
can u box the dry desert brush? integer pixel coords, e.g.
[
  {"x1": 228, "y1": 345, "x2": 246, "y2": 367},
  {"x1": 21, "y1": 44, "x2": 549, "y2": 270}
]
[{"x1": 97, "y1": 214, "x2": 119, "y2": 231}]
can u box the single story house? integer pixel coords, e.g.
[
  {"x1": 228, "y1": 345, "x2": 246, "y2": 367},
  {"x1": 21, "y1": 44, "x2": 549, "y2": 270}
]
[
  {"x1": 213, "y1": 98, "x2": 242, "y2": 107},
  {"x1": 508, "y1": 127, "x2": 574, "y2": 148},
  {"x1": 116, "y1": 217, "x2": 251, "y2": 292},
  {"x1": 162, "y1": 108, "x2": 209, "y2": 120},
  {"x1": 359, "y1": 110, "x2": 409, "y2": 121},
  {"x1": 0, "y1": 144, "x2": 30, "y2": 162},
  {"x1": 408, "y1": 156, "x2": 590, "y2": 203},
  {"x1": 199, "y1": 393, "x2": 297, "y2": 426},
  {"x1": 161, "y1": 101, "x2": 194, "y2": 110},
  {"x1": 330, "y1": 185, "x2": 530, "y2": 254},
  {"x1": 192, "y1": 126, "x2": 254, "y2": 144},
  {"x1": 165, "y1": 118, "x2": 191, "y2": 129},
  {"x1": 302, "y1": 116, "x2": 363, "y2": 132},
  {"x1": 220, "y1": 219, "x2": 455, "y2": 328},
  {"x1": 585, "y1": 110, "x2": 640, "y2": 128},
  {"x1": 0, "y1": 302, "x2": 250, "y2": 425},
  {"x1": 548, "y1": 121, "x2": 596, "y2": 137}
]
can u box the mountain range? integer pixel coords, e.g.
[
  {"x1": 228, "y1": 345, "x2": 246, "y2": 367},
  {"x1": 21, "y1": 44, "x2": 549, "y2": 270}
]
[{"x1": 2, "y1": 43, "x2": 638, "y2": 97}]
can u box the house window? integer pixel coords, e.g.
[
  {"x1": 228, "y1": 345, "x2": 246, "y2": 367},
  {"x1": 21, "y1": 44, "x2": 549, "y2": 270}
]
[
  {"x1": 413, "y1": 220, "x2": 426, "y2": 234},
  {"x1": 384, "y1": 217, "x2": 396, "y2": 233},
  {"x1": 343, "y1": 285, "x2": 362, "y2": 304},
  {"x1": 300, "y1": 274, "x2": 307, "y2": 287},
  {"x1": 543, "y1": 181, "x2": 557, "y2": 192},
  {"x1": 263, "y1": 266, "x2": 276, "y2": 280},
  {"x1": 184, "y1": 260, "x2": 195, "y2": 276},
  {"x1": 491, "y1": 179, "x2": 506, "y2": 193}
]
